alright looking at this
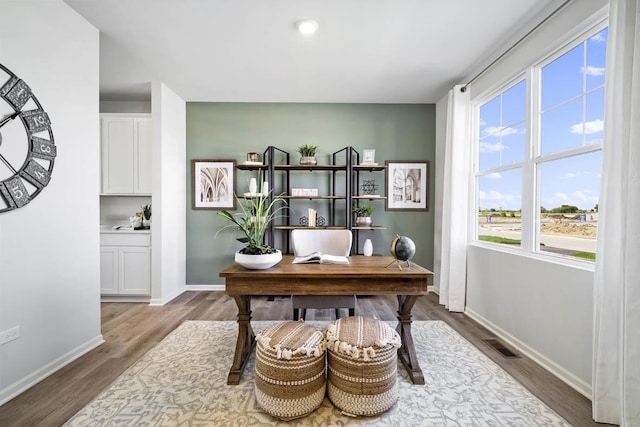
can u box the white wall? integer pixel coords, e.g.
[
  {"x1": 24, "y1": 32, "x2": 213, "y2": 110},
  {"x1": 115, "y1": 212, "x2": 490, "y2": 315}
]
[
  {"x1": 459, "y1": 0, "x2": 606, "y2": 398},
  {"x1": 0, "y1": 0, "x2": 101, "y2": 404},
  {"x1": 150, "y1": 82, "x2": 186, "y2": 305},
  {"x1": 100, "y1": 100, "x2": 151, "y2": 114}
]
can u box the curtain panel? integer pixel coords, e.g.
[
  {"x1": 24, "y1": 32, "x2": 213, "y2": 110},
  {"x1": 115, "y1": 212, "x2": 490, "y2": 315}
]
[
  {"x1": 592, "y1": 0, "x2": 640, "y2": 425},
  {"x1": 435, "y1": 86, "x2": 470, "y2": 312}
]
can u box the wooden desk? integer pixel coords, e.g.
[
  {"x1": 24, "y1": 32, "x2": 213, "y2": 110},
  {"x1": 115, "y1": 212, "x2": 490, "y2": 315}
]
[{"x1": 220, "y1": 255, "x2": 433, "y2": 385}]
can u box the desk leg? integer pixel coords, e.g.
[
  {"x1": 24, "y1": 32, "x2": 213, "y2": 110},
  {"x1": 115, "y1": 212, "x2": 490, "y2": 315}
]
[
  {"x1": 227, "y1": 295, "x2": 255, "y2": 385},
  {"x1": 396, "y1": 295, "x2": 425, "y2": 385}
]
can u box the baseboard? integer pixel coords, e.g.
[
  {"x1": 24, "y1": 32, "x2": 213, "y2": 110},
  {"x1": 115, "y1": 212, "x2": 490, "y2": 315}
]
[
  {"x1": 101, "y1": 296, "x2": 151, "y2": 303},
  {"x1": 464, "y1": 307, "x2": 592, "y2": 399},
  {"x1": 0, "y1": 334, "x2": 104, "y2": 406},
  {"x1": 149, "y1": 286, "x2": 187, "y2": 306},
  {"x1": 185, "y1": 284, "x2": 225, "y2": 291}
]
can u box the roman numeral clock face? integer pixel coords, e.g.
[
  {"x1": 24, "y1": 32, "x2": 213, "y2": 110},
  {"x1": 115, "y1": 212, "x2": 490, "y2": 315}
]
[{"x1": 0, "y1": 63, "x2": 56, "y2": 213}]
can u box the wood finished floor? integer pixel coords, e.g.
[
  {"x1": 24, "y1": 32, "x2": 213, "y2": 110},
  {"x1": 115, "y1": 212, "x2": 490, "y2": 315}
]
[{"x1": 0, "y1": 291, "x2": 608, "y2": 427}]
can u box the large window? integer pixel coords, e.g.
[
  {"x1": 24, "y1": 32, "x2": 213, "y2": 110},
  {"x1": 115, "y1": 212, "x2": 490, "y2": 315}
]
[{"x1": 474, "y1": 25, "x2": 607, "y2": 262}]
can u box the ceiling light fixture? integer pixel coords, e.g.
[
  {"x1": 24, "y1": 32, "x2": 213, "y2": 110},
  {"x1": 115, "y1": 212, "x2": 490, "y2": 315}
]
[{"x1": 296, "y1": 19, "x2": 318, "y2": 35}]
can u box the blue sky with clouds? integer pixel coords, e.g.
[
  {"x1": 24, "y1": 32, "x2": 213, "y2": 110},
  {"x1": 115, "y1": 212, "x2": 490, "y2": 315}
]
[{"x1": 477, "y1": 28, "x2": 608, "y2": 212}]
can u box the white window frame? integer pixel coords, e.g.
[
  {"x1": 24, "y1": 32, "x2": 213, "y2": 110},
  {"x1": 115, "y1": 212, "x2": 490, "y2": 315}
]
[{"x1": 470, "y1": 19, "x2": 608, "y2": 270}]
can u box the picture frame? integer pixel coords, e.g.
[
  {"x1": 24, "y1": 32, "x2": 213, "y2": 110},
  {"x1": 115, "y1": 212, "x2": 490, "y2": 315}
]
[
  {"x1": 385, "y1": 160, "x2": 429, "y2": 211},
  {"x1": 362, "y1": 149, "x2": 376, "y2": 164},
  {"x1": 192, "y1": 159, "x2": 236, "y2": 210}
]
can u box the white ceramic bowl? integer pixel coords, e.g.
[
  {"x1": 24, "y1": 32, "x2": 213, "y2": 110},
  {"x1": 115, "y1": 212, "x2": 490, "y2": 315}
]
[{"x1": 234, "y1": 250, "x2": 282, "y2": 270}]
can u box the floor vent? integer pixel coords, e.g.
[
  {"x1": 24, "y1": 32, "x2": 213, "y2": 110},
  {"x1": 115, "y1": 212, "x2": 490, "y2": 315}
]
[{"x1": 483, "y1": 338, "x2": 520, "y2": 358}]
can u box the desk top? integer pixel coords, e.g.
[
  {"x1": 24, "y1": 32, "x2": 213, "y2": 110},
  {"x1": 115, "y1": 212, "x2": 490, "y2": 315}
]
[{"x1": 220, "y1": 255, "x2": 433, "y2": 296}]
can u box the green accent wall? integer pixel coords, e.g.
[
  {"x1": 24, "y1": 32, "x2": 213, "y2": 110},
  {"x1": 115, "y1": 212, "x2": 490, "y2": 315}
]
[{"x1": 186, "y1": 103, "x2": 435, "y2": 284}]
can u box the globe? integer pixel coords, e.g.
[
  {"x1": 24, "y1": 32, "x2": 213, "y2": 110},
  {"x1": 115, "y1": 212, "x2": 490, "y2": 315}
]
[{"x1": 390, "y1": 235, "x2": 416, "y2": 265}]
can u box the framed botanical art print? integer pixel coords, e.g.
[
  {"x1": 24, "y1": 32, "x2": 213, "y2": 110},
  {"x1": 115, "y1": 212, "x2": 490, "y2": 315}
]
[
  {"x1": 385, "y1": 160, "x2": 429, "y2": 211},
  {"x1": 192, "y1": 159, "x2": 236, "y2": 210}
]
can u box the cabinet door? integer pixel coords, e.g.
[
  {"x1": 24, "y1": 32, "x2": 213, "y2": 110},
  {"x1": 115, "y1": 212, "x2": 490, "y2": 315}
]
[
  {"x1": 100, "y1": 247, "x2": 119, "y2": 294},
  {"x1": 101, "y1": 117, "x2": 135, "y2": 193},
  {"x1": 134, "y1": 118, "x2": 152, "y2": 194},
  {"x1": 119, "y1": 246, "x2": 150, "y2": 295}
]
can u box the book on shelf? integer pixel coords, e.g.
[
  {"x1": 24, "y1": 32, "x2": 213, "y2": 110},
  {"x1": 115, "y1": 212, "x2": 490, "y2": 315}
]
[{"x1": 292, "y1": 252, "x2": 350, "y2": 265}]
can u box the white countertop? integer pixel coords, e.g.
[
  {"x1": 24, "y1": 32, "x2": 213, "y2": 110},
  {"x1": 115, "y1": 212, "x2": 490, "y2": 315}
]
[{"x1": 100, "y1": 225, "x2": 151, "y2": 234}]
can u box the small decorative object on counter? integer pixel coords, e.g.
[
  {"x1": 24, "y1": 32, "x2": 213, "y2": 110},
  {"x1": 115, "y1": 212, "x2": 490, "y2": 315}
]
[
  {"x1": 130, "y1": 212, "x2": 143, "y2": 230},
  {"x1": 141, "y1": 204, "x2": 152, "y2": 229}
]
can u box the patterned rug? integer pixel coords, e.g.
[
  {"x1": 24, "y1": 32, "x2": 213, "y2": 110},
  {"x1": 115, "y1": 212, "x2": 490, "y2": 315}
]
[{"x1": 64, "y1": 320, "x2": 570, "y2": 426}]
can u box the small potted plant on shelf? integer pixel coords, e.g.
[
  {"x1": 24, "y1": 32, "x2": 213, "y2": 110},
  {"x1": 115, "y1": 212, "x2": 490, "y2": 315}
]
[
  {"x1": 216, "y1": 192, "x2": 288, "y2": 269},
  {"x1": 298, "y1": 144, "x2": 318, "y2": 165},
  {"x1": 353, "y1": 204, "x2": 373, "y2": 227}
]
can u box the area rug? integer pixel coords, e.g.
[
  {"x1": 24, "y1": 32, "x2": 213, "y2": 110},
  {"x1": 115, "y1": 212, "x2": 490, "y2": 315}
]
[{"x1": 64, "y1": 320, "x2": 570, "y2": 426}]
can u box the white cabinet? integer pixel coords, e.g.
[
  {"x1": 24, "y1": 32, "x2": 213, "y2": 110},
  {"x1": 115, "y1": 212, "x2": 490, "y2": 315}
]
[
  {"x1": 101, "y1": 114, "x2": 152, "y2": 194},
  {"x1": 100, "y1": 233, "x2": 151, "y2": 296}
]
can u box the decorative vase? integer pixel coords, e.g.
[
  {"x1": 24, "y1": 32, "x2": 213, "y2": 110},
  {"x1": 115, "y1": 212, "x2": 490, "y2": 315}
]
[
  {"x1": 355, "y1": 216, "x2": 372, "y2": 227},
  {"x1": 249, "y1": 178, "x2": 258, "y2": 194},
  {"x1": 300, "y1": 156, "x2": 317, "y2": 166},
  {"x1": 234, "y1": 250, "x2": 282, "y2": 270},
  {"x1": 363, "y1": 239, "x2": 373, "y2": 256}
]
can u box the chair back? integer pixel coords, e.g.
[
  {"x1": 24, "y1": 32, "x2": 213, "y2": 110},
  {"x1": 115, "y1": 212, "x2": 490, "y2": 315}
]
[{"x1": 291, "y1": 229, "x2": 352, "y2": 256}]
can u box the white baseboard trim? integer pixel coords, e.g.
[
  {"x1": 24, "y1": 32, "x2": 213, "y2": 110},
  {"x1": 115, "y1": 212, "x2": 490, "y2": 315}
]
[
  {"x1": 101, "y1": 296, "x2": 150, "y2": 303},
  {"x1": 464, "y1": 307, "x2": 592, "y2": 399},
  {"x1": 149, "y1": 286, "x2": 187, "y2": 306},
  {"x1": 185, "y1": 284, "x2": 225, "y2": 291},
  {"x1": 0, "y1": 334, "x2": 104, "y2": 406}
]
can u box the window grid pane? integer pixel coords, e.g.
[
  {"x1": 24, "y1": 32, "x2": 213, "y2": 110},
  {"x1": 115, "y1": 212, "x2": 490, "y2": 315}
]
[{"x1": 474, "y1": 25, "x2": 606, "y2": 263}]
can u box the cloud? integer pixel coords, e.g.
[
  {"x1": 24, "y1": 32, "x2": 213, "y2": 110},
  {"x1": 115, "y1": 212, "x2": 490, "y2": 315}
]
[
  {"x1": 479, "y1": 141, "x2": 506, "y2": 153},
  {"x1": 570, "y1": 119, "x2": 604, "y2": 135},
  {"x1": 563, "y1": 172, "x2": 577, "y2": 178},
  {"x1": 482, "y1": 126, "x2": 519, "y2": 137},
  {"x1": 486, "y1": 172, "x2": 502, "y2": 179},
  {"x1": 555, "y1": 192, "x2": 569, "y2": 201},
  {"x1": 572, "y1": 190, "x2": 598, "y2": 203},
  {"x1": 582, "y1": 65, "x2": 605, "y2": 76},
  {"x1": 478, "y1": 190, "x2": 521, "y2": 210},
  {"x1": 590, "y1": 32, "x2": 606, "y2": 43}
]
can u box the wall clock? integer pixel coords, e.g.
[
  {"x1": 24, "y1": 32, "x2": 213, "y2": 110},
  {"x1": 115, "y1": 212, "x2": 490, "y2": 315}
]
[{"x1": 0, "y1": 63, "x2": 56, "y2": 213}]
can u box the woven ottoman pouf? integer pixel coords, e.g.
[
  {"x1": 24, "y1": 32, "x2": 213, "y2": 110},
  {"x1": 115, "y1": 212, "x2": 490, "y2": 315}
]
[
  {"x1": 325, "y1": 316, "x2": 402, "y2": 416},
  {"x1": 254, "y1": 320, "x2": 327, "y2": 420}
]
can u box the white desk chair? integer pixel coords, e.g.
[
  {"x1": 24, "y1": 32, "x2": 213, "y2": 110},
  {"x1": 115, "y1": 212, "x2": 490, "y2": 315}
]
[{"x1": 290, "y1": 229, "x2": 356, "y2": 320}]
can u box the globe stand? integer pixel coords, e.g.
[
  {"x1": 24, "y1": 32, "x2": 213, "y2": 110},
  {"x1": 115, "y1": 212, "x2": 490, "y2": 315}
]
[
  {"x1": 387, "y1": 234, "x2": 416, "y2": 271},
  {"x1": 385, "y1": 257, "x2": 410, "y2": 271}
]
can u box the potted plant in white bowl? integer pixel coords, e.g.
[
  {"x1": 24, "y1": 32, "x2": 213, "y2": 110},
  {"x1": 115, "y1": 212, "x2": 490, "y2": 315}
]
[
  {"x1": 298, "y1": 144, "x2": 318, "y2": 165},
  {"x1": 353, "y1": 204, "x2": 374, "y2": 227},
  {"x1": 217, "y1": 191, "x2": 288, "y2": 269}
]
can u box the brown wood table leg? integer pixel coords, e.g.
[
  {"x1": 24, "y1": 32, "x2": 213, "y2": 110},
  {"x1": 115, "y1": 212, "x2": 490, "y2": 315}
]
[
  {"x1": 227, "y1": 294, "x2": 255, "y2": 385},
  {"x1": 396, "y1": 294, "x2": 425, "y2": 384}
]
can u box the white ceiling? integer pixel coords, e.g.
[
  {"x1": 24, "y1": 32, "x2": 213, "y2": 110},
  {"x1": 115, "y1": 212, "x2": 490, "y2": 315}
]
[{"x1": 63, "y1": 0, "x2": 561, "y2": 103}]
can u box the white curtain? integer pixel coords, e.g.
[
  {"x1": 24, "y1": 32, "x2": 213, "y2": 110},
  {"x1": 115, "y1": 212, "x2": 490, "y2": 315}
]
[
  {"x1": 592, "y1": 1, "x2": 640, "y2": 425},
  {"x1": 434, "y1": 85, "x2": 470, "y2": 312}
]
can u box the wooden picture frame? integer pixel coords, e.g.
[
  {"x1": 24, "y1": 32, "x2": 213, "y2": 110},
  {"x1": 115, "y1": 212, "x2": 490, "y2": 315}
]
[
  {"x1": 192, "y1": 159, "x2": 236, "y2": 210},
  {"x1": 385, "y1": 160, "x2": 429, "y2": 211}
]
